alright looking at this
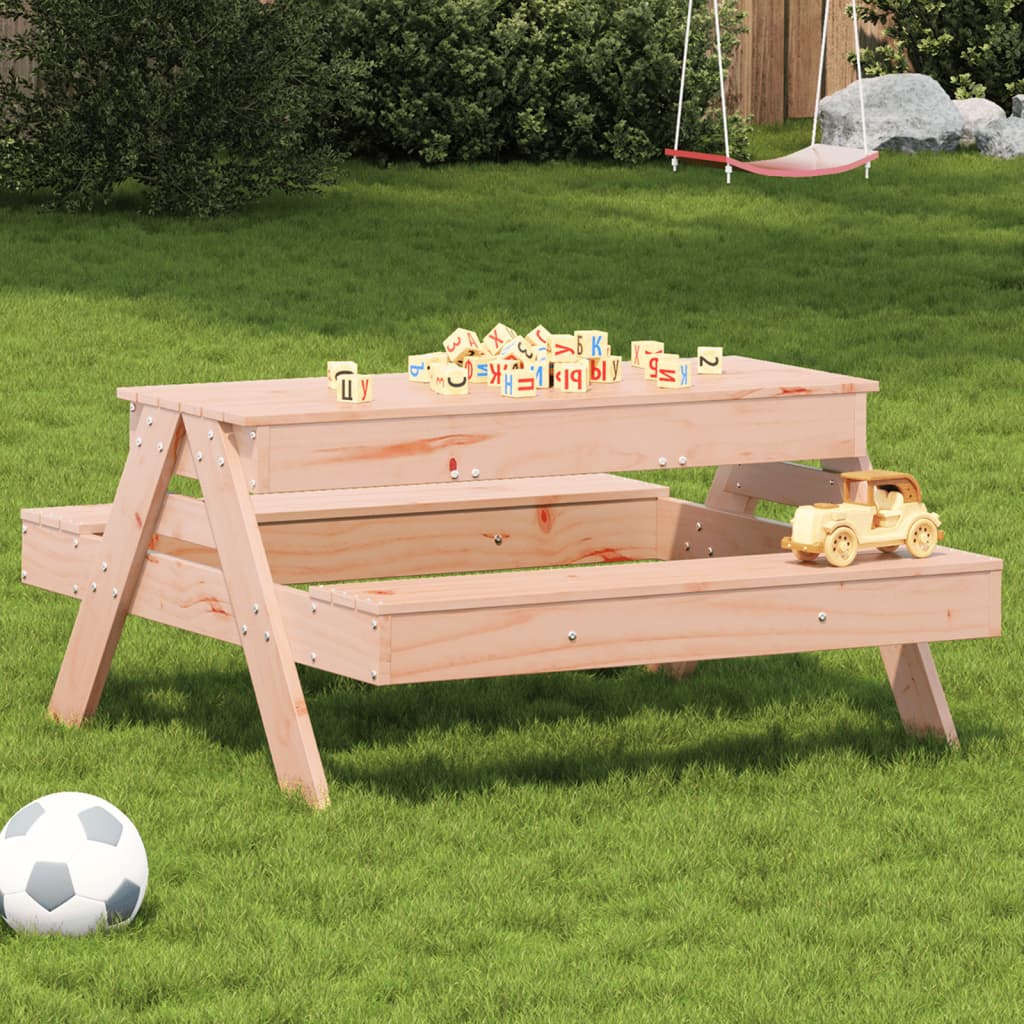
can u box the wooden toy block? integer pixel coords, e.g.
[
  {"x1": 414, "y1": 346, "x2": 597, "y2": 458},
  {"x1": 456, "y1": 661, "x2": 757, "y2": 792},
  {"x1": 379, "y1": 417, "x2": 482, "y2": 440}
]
[
  {"x1": 525, "y1": 361, "x2": 550, "y2": 389},
  {"x1": 552, "y1": 361, "x2": 590, "y2": 392},
  {"x1": 698, "y1": 346, "x2": 724, "y2": 374},
  {"x1": 408, "y1": 353, "x2": 445, "y2": 383},
  {"x1": 481, "y1": 323, "x2": 517, "y2": 357},
  {"x1": 327, "y1": 361, "x2": 358, "y2": 390},
  {"x1": 431, "y1": 363, "x2": 470, "y2": 396},
  {"x1": 525, "y1": 325, "x2": 552, "y2": 352},
  {"x1": 655, "y1": 356, "x2": 694, "y2": 389},
  {"x1": 336, "y1": 373, "x2": 374, "y2": 403},
  {"x1": 463, "y1": 355, "x2": 493, "y2": 385},
  {"x1": 487, "y1": 358, "x2": 518, "y2": 387},
  {"x1": 644, "y1": 351, "x2": 679, "y2": 381},
  {"x1": 631, "y1": 341, "x2": 664, "y2": 366},
  {"x1": 442, "y1": 328, "x2": 480, "y2": 364},
  {"x1": 549, "y1": 334, "x2": 581, "y2": 361},
  {"x1": 501, "y1": 335, "x2": 537, "y2": 366},
  {"x1": 576, "y1": 330, "x2": 609, "y2": 360},
  {"x1": 502, "y1": 368, "x2": 538, "y2": 397},
  {"x1": 589, "y1": 355, "x2": 622, "y2": 384}
]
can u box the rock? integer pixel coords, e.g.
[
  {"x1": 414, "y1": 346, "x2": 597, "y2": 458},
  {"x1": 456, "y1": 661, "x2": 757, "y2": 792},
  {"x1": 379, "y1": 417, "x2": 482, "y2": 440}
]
[
  {"x1": 953, "y1": 98, "x2": 1006, "y2": 146},
  {"x1": 1013, "y1": 95, "x2": 1024, "y2": 118},
  {"x1": 820, "y1": 73, "x2": 963, "y2": 153},
  {"x1": 975, "y1": 117, "x2": 1024, "y2": 158}
]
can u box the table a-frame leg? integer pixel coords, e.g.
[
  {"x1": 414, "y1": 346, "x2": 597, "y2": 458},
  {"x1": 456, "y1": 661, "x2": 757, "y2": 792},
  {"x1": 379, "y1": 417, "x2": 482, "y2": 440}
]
[
  {"x1": 49, "y1": 408, "x2": 185, "y2": 725},
  {"x1": 184, "y1": 415, "x2": 330, "y2": 808}
]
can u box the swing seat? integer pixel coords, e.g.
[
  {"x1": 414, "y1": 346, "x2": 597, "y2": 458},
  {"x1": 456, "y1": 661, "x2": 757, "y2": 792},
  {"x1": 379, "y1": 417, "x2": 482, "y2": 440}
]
[{"x1": 664, "y1": 143, "x2": 879, "y2": 178}]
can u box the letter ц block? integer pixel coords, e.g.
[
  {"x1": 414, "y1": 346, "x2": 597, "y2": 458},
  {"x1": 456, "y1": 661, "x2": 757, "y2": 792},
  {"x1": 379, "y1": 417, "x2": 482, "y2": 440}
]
[
  {"x1": 576, "y1": 330, "x2": 608, "y2": 359},
  {"x1": 431, "y1": 363, "x2": 470, "y2": 396},
  {"x1": 631, "y1": 340, "x2": 664, "y2": 366},
  {"x1": 552, "y1": 362, "x2": 590, "y2": 392},
  {"x1": 442, "y1": 328, "x2": 480, "y2": 364},
  {"x1": 698, "y1": 346, "x2": 724, "y2": 374},
  {"x1": 656, "y1": 356, "x2": 693, "y2": 389},
  {"x1": 589, "y1": 355, "x2": 622, "y2": 384},
  {"x1": 502, "y1": 368, "x2": 538, "y2": 397},
  {"x1": 327, "y1": 361, "x2": 358, "y2": 390},
  {"x1": 336, "y1": 374, "x2": 374, "y2": 403}
]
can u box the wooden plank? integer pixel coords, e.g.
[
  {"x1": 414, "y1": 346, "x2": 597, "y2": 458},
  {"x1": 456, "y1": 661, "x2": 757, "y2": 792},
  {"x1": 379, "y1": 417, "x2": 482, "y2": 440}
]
[
  {"x1": 47, "y1": 408, "x2": 185, "y2": 725},
  {"x1": 749, "y1": 0, "x2": 786, "y2": 124},
  {"x1": 655, "y1": 496, "x2": 790, "y2": 561},
  {"x1": 264, "y1": 392, "x2": 867, "y2": 491},
  {"x1": 713, "y1": 461, "x2": 849, "y2": 507},
  {"x1": 724, "y1": 0, "x2": 755, "y2": 118},
  {"x1": 825, "y1": 0, "x2": 856, "y2": 97},
  {"x1": 184, "y1": 415, "x2": 329, "y2": 808},
  {"x1": 329, "y1": 551, "x2": 1002, "y2": 685},
  {"x1": 880, "y1": 642, "x2": 958, "y2": 744},
  {"x1": 788, "y1": 0, "x2": 825, "y2": 119}
]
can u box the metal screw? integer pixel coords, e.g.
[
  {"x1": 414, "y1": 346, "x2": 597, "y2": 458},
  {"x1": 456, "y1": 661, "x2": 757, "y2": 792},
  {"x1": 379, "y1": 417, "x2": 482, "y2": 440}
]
[
  {"x1": 73, "y1": 538, "x2": 78, "y2": 548},
  {"x1": 494, "y1": 534, "x2": 503, "y2": 545},
  {"x1": 371, "y1": 670, "x2": 378, "y2": 680},
  {"x1": 310, "y1": 652, "x2": 317, "y2": 663},
  {"x1": 130, "y1": 403, "x2": 136, "y2": 412},
  {"x1": 241, "y1": 624, "x2": 248, "y2": 636},
  {"x1": 658, "y1": 456, "x2": 667, "y2": 467},
  {"x1": 101, "y1": 561, "x2": 108, "y2": 572},
  {"x1": 217, "y1": 457, "x2": 225, "y2": 467},
  {"x1": 264, "y1": 631, "x2": 270, "y2": 642},
  {"x1": 736, "y1": 482, "x2": 742, "y2": 489},
  {"x1": 707, "y1": 547, "x2": 714, "y2": 557},
  {"x1": 311, "y1": 603, "x2": 317, "y2": 614},
  {"x1": 112, "y1": 587, "x2": 118, "y2": 598},
  {"x1": 21, "y1": 570, "x2": 27, "y2": 581},
  {"x1": 568, "y1": 631, "x2": 577, "y2": 642},
  {"x1": 472, "y1": 468, "x2": 480, "y2": 479},
  {"x1": 21, "y1": 524, "x2": 26, "y2": 534},
  {"x1": 196, "y1": 451, "x2": 203, "y2": 462},
  {"x1": 249, "y1": 480, "x2": 256, "y2": 491},
  {"x1": 818, "y1": 612, "x2": 827, "y2": 622},
  {"x1": 157, "y1": 442, "x2": 164, "y2": 452},
  {"x1": 451, "y1": 470, "x2": 460, "y2": 480},
  {"x1": 207, "y1": 430, "x2": 214, "y2": 440},
  {"x1": 146, "y1": 416, "x2": 153, "y2": 426},
  {"x1": 249, "y1": 431, "x2": 256, "y2": 441},
  {"x1": 696, "y1": 522, "x2": 703, "y2": 532},
  {"x1": 684, "y1": 542, "x2": 691, "y2": 551},
  {"x1": 90, "y1": 582, "x2": 97, "y2": 592},
  {"x1": 371, "y1": 620, "x2": 378, "y2": 630},
  {"x1": 252, "y1": 603, "x2": 259, "y2": 614},
  {"x1": 678, "y1": 456, "x2": 688, "y2": 465},
  {"x1": 72, "y1": 584, "x2": 79, "y2": 594},
  {"x1": 136, "y1": 437, "x2": 142, "y2": 447}
]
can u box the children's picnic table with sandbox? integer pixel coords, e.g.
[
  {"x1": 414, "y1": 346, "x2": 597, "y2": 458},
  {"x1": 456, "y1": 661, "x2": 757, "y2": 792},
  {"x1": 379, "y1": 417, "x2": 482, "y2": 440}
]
[{"x1": 20, "y1": 355, "x2": 1002, "y2": 808}]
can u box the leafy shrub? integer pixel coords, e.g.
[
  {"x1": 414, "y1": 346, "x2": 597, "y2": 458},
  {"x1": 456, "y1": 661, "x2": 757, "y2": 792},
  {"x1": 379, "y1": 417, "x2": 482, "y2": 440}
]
[
  {"x1": 858, "y1": 0, "x2": 1024, "y2": 111},
  {"x1": 322, "y1": 0, "x2": 750, "y2": 164},
  {"x1": 0, "y1": 0, "x2": 338, "y2": 214}
]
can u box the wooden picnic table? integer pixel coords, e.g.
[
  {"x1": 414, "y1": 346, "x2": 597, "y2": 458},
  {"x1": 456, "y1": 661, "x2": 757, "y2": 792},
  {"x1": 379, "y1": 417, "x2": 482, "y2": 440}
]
[{"x1": 21, "y1": 356, "x2": 1002, "y2": 807}]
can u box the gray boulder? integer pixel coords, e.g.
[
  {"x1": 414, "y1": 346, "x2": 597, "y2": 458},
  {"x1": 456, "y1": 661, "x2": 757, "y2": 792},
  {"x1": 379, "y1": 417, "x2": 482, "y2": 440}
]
[
  {"x1": 953, "y1": 97, "x2": 1006, "y2": 146},
  {"x1": 975, "y1": 118, "x2": 1024, "y2": 158},
  {"x1": 820, "y1": 73, "x2": 963, "y2": 153},
  {"x1": 1013, "y1": 95, "x2": 1024, "y2": 118}
]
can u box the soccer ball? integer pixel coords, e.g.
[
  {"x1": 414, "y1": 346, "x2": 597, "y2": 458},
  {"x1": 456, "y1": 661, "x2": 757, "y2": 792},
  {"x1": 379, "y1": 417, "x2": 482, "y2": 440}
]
[{"x1": 0, "y1": 792, "x2": 148, "y2": 936}]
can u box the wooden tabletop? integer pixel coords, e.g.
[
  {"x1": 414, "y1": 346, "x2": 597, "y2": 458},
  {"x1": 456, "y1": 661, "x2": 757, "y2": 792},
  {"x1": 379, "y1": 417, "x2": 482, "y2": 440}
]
[{"x1": 116, "y1": 356, "x2": 879, "y2": 428}]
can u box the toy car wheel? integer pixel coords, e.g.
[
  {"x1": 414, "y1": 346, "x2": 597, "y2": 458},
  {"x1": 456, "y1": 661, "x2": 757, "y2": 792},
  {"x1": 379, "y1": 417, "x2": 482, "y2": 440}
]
[
  {"x1": 906, "y1": 518, "x2": 938, "y2": 558},
  {"x1": 795, "y1": 550, "x2": 818, "y2": 563},
  {"x1": 825, "y1": 526, "x2": 858, "y2": 567}
]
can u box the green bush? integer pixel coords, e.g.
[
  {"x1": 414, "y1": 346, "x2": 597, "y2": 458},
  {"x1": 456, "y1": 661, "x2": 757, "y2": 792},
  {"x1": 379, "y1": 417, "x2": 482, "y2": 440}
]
[
  {"x1": 322, "y1": 0, "x2": 750, "y2": 164},
  {"x1": 0, "y1": 0, "x2": 337, "y2": 214},
  {"x1": 858, "y1": 0, "x2": 1024, "y2": 111}
]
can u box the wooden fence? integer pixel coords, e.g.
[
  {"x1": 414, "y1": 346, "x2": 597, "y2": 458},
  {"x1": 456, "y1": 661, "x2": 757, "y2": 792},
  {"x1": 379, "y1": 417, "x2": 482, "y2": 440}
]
[
  {"x1": 2, "y1": 5, "x2": 891, "y2": 126},
  {"x1": 726, "y1": 0, "x2": 890, "y2": 122}
]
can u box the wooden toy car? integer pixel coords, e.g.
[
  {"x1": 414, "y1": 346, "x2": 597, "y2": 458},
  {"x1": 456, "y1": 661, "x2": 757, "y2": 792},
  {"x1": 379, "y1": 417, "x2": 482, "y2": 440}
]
[{"x1": 782, "y1": 471, "x2": 944, "y2": 567}]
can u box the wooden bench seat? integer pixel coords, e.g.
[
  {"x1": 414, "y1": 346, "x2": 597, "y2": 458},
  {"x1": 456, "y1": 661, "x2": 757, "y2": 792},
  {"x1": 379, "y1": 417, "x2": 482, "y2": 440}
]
[{"x1": 309, "y1": 547, "x2": 1003, "y2": 685}]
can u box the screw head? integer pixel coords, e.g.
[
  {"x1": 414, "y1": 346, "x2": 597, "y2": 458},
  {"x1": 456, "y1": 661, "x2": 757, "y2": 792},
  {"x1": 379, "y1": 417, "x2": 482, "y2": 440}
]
[
  {"x1": 21, "y1": 570, "x2": 27, "y2": 581},
  {"x1": 72, "y1": 584, "x2": 79, "y2": 594},
  {"x1": 818, "y1": 612, "x2": 827, "y2": 622},
  {"x1": 658, "y1": 456, "x2": 667, "y2": 467},
  {"x1": 249, "y1": 431, "x2": 256, "y2": 440},
  {"x1": 112, "y1": 587, "x2": 118, "y2": 598},
  {"x1": 157, "y1": 441, "x2": 164, "y2": 452},
  {"x1": 568, "y1": 631, "x2": 577, "y2": 642},
  {"x1": 136, "y1": 437, "x2": 142, "y2": 447},
  {"x1": 101, "y1": 561, "x2": 108, "y2": 572},
  {"x1": 241, "y1": 624, "x2": 248, "y2": 635},
  {"x1": 371, "y1": 670, "x2": 378, "y2": 680},
  {"x1": 252, "y1": 603, "x2": 259, "y2": 614},
  {"x1": 207, "y1": 430, "x2": 214, "y2": 440},
  {"x1": 196, "y1": 451, "x2": 203, "y2": 462},
  {"x1": 311, "y1": 603, "x2": 317, "y2": 614},
  {"x1": 264, "y1": 631, "x2": 270, "y2": 642},
  {"x1": 472, "y1": 468, "x2": 480, "y2": 479},
  {"x1": 90, "y1": 582, "x2": 97, "y2": 592},
  {"x1": 494, "y1": 534, "x2": 503, "y2": 545},
  {"x1": 130, "y1": 402, "x2": 136, "y2": 412},
  {"x1": 371, "y1": 620, "x2": 378, "y2": 630},
  {"x1": 310, "y1": 652, "x2": 317, "y2": 663},
  {"x1": 678, "y1": 456, "x2": 687, "y2": 466},
  {"x1": 217, "y1": 456, "x2": 225, "y2": 467},
  {"x1": 146, "y1": 416, "x2": 153, "y2": 426},
  {"x1": 21, "y1": 524, "x2": 26, "y2": 534},
  {"x1": 451, "y1": 470, "x2": 460, "y2": 480}
]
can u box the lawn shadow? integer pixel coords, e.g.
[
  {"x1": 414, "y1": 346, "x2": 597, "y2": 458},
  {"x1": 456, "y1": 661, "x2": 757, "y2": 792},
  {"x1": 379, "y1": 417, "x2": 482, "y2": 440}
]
[{"x1": 93, "y1": 648, "x2": 1001, "y2": 803}]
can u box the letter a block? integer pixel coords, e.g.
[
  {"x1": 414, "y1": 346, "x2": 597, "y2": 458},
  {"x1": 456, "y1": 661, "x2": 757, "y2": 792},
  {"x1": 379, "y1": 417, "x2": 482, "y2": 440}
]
[
  {"x1": 589, "y1": 355, "x2": 622, "y2": 384},
  {"x1": 502, "y1": 368, "x2": 538, "y2": 397},
  {"x1": 576, "y1": 330, "x2": 608, "y2": 359},
  {"x1": 553, "y1": 362, "x2": 590, "y2": 392},
  {"x1": 336, "y1": 374, "x2": 374, "y2": 403},
  {"x1": 631, "y1": 341, "x2": 664, "y2": 366},
  {"x1": 656, "y1": 356, "x2": 694, "y2": 389},
  {"x1": 327, "y1": 361, "x2": 358, "y2": 390},
  {"x1": 431, "y1": 363, "x2": 470, "y2": 396},
  {"x1": 442, "y1": 328, "x2": 480, "y2": 364},
  {"x1": 697, "y1": 346, "x2": 724, "y2": 374}
]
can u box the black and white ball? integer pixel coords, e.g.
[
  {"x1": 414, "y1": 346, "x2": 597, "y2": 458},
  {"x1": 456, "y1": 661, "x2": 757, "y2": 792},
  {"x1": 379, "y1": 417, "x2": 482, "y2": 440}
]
[{"x1": 0, "y1": 792, "x2": 148, "y2": 936}]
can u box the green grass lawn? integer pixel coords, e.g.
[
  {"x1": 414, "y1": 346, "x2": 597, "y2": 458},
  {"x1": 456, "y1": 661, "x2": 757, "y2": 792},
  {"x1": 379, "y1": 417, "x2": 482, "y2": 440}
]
[{"x1": 1, "y1": 130, "x2": 1022, "y2": 1022}]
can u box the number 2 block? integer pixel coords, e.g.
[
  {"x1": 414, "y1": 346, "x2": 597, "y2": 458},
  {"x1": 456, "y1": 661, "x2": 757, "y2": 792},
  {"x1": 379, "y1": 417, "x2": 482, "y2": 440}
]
[{"x1": 697, "y1": 346, "x2": 724, "y2": 374}]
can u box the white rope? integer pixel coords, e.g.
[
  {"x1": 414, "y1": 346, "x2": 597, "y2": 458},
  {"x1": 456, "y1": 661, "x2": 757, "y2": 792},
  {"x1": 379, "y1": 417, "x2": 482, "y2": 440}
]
[
  {"x1": 850, "y1": 0, "x2": 871, "y2": 176},
  {"x1": 811, "y1": 0, "x2": 831, "y2": 146},
  {"x1": 671, "y1": 0, "x2": 696, "y2": 172},
  {"x1": 711, "y1": 0, "x2": 732, "y2": 183}
]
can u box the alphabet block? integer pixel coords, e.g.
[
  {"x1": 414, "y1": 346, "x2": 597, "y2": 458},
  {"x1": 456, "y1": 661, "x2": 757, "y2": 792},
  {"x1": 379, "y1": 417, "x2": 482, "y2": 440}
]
[
  {"x1": 442, "y1": 328, "x2": 480, "y2": 364},
  {"x1": 464, "y1": 355, "x2": 494, "y2": 385},
  {"x1": 525, "y1": 360, "x2": 549, "y2": 389},
  {"x1": 481, "y1": 323, "x2": 517, "y2": 357},
  {"x1": 327, "y1": 361, "x2": 358, "y2": 390},
  {"x1": 525, "y1": 325, "x2": 552, "y2": 352},
  {"x1": 552, "y1": 362, "x2": 590, "y2": 392},
  {"x1": 336, "y1": 374, "x2": 374, "y2": 403},
  {"x1": 697, "y1": 346, "x2": 724, "y2": 374},
  {"x1": 576, "y1": 330, "x2": 608, "y2": 359},
  {"x1": 644, "y1": 351, "x2": 678, "y2": 381},
  {"x1": 431, "y1": 363, "x2": 470, "y2": 396},
  {"x1": 502, "y1": 368, "x2": 538, "y2": 397},
  {"x1": 631, "y1": 340, "x2": 664, "y2": 366},
  {"x1": 501, "y1": 335, "x2": 537, "y2": 366},
  {"x1": 589, "y1": 355, "x2": 622, "y2": 383},
  {"x1": 408, "y1": 353, "x2": 445, "y2": 383},
  {"x1": 487, "y1": 358, "x2": 518, "y2": 387},
  {"x1": 655, "y1": 356, "x2": 694, "y2": 389},
  {"x1": 549, "y1": 334, "x2": 580, "y2": 362}
]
